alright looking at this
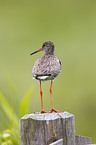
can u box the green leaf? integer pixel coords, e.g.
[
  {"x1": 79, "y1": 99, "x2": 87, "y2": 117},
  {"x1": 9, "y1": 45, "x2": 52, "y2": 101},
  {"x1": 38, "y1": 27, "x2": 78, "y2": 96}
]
[
  {"x1": 0, "y1": 92, "x2": 19, "y2": 129},
  {"x1": 20, "y1": 87, "x2": 33, "y2": 118}
]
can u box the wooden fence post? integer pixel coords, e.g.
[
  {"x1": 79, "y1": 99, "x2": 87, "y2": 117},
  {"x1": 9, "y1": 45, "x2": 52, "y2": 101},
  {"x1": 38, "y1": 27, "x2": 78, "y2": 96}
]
[
  {"x1": 75, "y1": 135, "x2": 92, "y2": 145},
  {"x1": 20, "y1": 112, "x2": 75, "y2": 145}
]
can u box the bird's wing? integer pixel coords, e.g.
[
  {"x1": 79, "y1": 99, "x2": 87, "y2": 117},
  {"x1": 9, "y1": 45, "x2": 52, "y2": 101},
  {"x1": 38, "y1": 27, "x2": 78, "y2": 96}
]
[{"x1": 59, "y1": 60, "x2": 61, "y2": 65}]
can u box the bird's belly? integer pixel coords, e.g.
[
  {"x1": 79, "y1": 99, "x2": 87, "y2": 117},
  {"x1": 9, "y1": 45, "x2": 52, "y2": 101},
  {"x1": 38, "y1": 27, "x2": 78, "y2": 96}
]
[{"x1": 33, "y1": 73, "x2": 60, "y2": 81}]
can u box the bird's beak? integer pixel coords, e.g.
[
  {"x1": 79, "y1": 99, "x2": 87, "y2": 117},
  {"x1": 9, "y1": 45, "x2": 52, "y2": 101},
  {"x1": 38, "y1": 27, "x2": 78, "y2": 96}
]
[{"x1": 30, "y1": 47, "x2": 43, "y2": 55}]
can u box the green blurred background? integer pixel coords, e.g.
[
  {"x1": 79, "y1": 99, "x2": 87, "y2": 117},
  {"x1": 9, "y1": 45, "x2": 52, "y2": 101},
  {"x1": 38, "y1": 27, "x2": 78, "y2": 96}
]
[{"x1": 0, "y1": 0, "x2": 96, "y2": 144}]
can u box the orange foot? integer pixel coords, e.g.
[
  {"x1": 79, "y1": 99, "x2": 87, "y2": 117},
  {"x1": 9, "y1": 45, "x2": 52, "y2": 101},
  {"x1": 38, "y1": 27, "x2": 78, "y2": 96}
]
[
  {"x1": 41, "y1": 110, "x2": 48, "y2": 113},
  {"x1": 50, "y1": 108, "x2": 62, "y2": 113}
]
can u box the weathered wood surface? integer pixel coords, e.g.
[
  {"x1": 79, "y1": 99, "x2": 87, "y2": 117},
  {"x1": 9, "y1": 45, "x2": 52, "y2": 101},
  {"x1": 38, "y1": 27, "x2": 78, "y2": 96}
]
[
  {"x1": 49, "y1": 139, "x2": 63, "y2": 145},
  {"x1": 20, "y1": 112, "x2": 75, "y2": 145},
  {"x1": 49, "y1": 135, "x2": 92, "y2": 145},
  {"x1": 75, "y1": 135, "x2": 91, "y2": 145}
]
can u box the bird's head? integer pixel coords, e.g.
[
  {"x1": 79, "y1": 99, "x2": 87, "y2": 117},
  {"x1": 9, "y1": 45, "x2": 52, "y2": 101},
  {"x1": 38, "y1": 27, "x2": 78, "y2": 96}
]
[
  {"x1": 30, "y1": 41, "x2": 55, "y2": 56},
  {"x1": 42, "y1": 41, "x2": 55, "y2": 55}
]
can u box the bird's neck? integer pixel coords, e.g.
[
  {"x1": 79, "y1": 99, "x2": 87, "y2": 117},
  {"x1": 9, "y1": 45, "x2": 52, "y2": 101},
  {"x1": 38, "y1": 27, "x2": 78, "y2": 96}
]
[
  {"x1": 45, "y1": 51, "x2": 55, "y2": 55},
  {"x1": 42, "y1": 53, "x2": 56, "y2": 60}
]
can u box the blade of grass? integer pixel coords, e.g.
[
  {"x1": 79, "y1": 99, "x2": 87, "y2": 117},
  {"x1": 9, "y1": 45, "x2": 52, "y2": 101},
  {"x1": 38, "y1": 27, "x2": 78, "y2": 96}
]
[
  {"x1": 0, "y1": 92, "x2": 20, "y2": 144},
  {"x1": 20, "y1": 87, "x2": 33, "y2": 118},
  {"x1": 0, "y1": 92, "x2": 19, "y2": 129},
  {"x1": 0, "y1": 110, "x2": 10, "y2": 129}
]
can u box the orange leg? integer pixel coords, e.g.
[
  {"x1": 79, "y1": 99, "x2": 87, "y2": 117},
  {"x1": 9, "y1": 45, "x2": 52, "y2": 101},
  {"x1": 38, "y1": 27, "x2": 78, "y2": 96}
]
[
  {"x1": 50, "y1": 81, "x2": 62, "y2": 113},
  {"x1": 40, "y1": 81, "x2": 48, "y2": 113}
]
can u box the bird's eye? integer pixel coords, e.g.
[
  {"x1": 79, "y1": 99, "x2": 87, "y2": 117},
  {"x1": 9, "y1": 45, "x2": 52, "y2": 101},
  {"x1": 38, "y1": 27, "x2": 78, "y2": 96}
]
[{"x1": 43, "y1": 44, "x2": 45, "y2": 47}]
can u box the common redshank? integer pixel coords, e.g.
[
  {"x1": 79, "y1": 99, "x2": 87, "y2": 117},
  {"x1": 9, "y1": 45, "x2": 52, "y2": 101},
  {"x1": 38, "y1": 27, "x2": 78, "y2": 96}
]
[{"x1": 30, "y1": 41, "x2": 61, "y2": 113}]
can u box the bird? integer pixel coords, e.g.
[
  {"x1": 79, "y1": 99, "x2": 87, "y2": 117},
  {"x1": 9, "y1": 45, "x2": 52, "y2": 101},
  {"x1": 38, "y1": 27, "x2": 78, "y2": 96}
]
[{"x1": 30, "y1": 41, "x2": 61, "y2": 113}]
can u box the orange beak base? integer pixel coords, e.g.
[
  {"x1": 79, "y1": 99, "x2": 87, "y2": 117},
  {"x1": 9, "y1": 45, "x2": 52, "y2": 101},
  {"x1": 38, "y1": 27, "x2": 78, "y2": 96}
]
[{"x1": 30, "y1": 47, "x2": 43, "y2": 55}]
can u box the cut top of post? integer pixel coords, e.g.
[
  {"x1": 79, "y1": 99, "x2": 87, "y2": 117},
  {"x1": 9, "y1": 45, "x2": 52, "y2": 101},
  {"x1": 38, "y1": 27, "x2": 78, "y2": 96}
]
[
  {"x1": 20, "y1": 112, "x2": 75, "y2": 145},
  {"x1": 21, "y1": 111, "x2": 74, "y2": 120}
]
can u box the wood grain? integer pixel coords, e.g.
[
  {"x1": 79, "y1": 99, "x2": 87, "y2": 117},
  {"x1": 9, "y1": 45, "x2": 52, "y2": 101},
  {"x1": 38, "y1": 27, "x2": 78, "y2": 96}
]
[{"x1": 20, "y1": 112, "x2": 75, "y2": 145}]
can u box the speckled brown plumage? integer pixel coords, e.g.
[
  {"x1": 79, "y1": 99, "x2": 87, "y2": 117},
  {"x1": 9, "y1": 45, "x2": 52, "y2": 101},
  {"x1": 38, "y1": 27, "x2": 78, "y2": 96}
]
[
  {"x1": 32, "y1": 54, "x2": 61, "y2": 81},
  {"x1": 30, "y1": 41, "x2": 62, "y2": 113},
  {"x1": 32, "y1": 41, "x2": 61, "y2": 81}
]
